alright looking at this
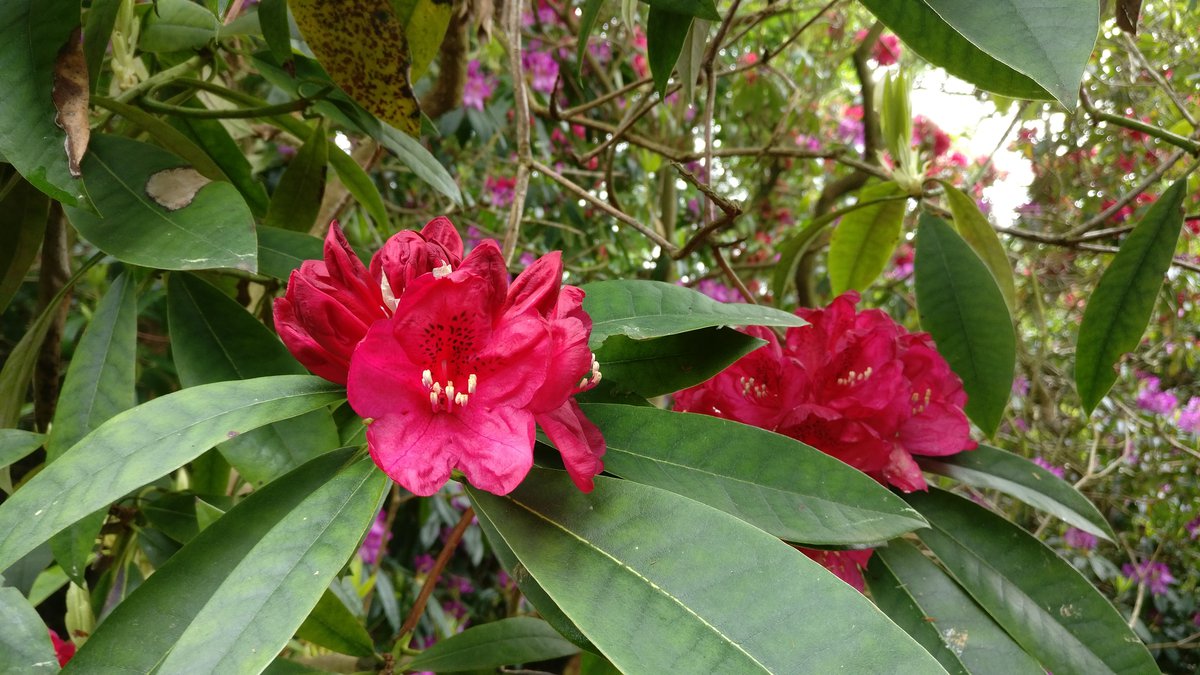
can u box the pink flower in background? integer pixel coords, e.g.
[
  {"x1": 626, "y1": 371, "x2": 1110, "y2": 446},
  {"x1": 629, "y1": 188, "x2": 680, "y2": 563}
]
[
  {"x1": 413, "y1": 553, "x2": 436, "y2": 574},
  {"x1": 798, "y1": 548, "x2": 874, "y2": 591},
  {"x1": 1135, "y1": 376, "x2": 1178, "y2": 416},
  {"x1": 359, "y1": 510, "x2": 392, "y2": 565},
  {"x1": 1185, "y1": 516, "x2": 1200, "y2": 539},
  {"x1": 523, "y1": 46, "x2": 559, "y2": 93},
  {"x1": 886, "y1": 243, "x2": 914, "y2": 280},
  {"x1": 913, "y1": 115, "x2": 951, "y2": 157},
  {"x1": 485, "y1": 176, "x2": 516, "y2": 207},
  {"x1": 1176, "y1": 396, "x2": 1200, "y2": 433},
  {"x1": 1122, "y1": 560, "x2": 1175, "y2": 596},
  {"x1": 348, "y1": 242, "x2": 604, "y2": 496},
  {"x1": 675, "y1": 291, "x2": 975, "y2": 495},
  {"x1": 837, "y1": 105, "x2": 865, "y2": 146},
  {"x1": 463, "y1": 60, "x2": 496, "y2": 110},
  {"x1": 689, "y1": 278, "x2": 740, "y2": 304},
  {"x1": 1064, "y1": 527, "x2": 1097, "y2": 551},
  {"x1": 1033, "y1": 456, "x2": 1065, "y2": 479},
  {"x1": 855, "y1": 30, "x2": 902, "y2": 65},
  {"x1": 275, "y1": 220, "x2": 463, "y2": 385}
]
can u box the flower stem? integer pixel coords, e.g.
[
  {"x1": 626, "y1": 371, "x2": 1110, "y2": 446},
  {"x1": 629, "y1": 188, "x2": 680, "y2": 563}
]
[{"x1": 395, "y1": 506, "x2": 475, "y2": 644}]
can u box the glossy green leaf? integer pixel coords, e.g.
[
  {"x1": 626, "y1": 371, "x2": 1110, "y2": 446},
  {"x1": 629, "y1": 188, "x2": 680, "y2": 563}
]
[
  {"x1": 642, "y1": 0, "x2": 719, "y2": 20},
  {"x1": 646, "y1": 9, "x2": 691, "y2": 97},
  {"x1": 168, "y1": 273, "x2": 341, "y2": 485},
  {"x1": 581, "y1": 404, "x2": 927, "y2": 545},
  {"x1": 140, "y1": 0, "x2": 220, "y2": 53},
  {"x1": 327, "y1": 143, "x2": 390, "y2": 228},
  {"x1": 858, "y1": 0, "x2": 1048, "y2": 101},
  {"x1": 1074, "y1": 178, "x2": 1187, "y2": 414},
  {"x1": 83, "y1": 0, "x2": 121, "y2": 94},
  {"x1": 581, "y1": 279, "x2": 806, "y2": 349},
  {"x1": 0, "y1": 0, "x2": 87, "y2": 205},
  {"x1": 92, "y1": 96, "x2": 228, "y2": 182},
  {"x1": 918, "y1": 444, "x2": 1115, "y2": 540},
  {"x1": 0, "y1": 430, "x2": 45, "y2": 471},
  {"x1": 258, "y1": 0, "x2": 294, "y2": 65},
  {"x1": 46, "y1": 273, "x2": 138, "y2": 584},
  {"x1": 404, "y1": 617, "x2": 579, "y2": 672},
  {"x1": 295, "y1": 589, "x2": 375, "y2": 657},
  {"x1": 65, "y1": 448, "x2": 386, "y2": 674},
  {"x1": 868, "y1": 541, "x2": 1042, "y2": 675},
  {"x1": 915, "y1": 214, "x2": 1014, "y2": 436},
  {"x1": 265, "y1": 120, "x2": 329, "y2": 232},
  {"x1": 940, "y1": 182, "x2": 1017, "y2": 311},
  {"x1": 907, "y1": 488, "x2": 1159, "y2": 675},
  {"x1": 373, "y1": 122, "x2": 463, "y2": 205},
  {"x1": 171, "y1": 111, "x2": 271, "y2": 217},
  {"x1": 393, "y1": 0, "x2": 452, "y2": 81},
  {"x1": 0, "y1": 587, "x2": 58, "y2": 673},
  {"x1": 919, "y1": 0, "x2": 1098, "y2": 109},
  {"x1": 469, "y1": 469, "x2": 947, "y2": 673},
  {"x1": 0, "y1": 171, "x2": 50, "y2": 314},
  {"x1": 259, "y1": 227, "x2": 325, "y2": 279},
  {"x1": 0, "y1": 375, "x2": 345, "y2": 571},
  {"x1": 471, "y1": 498, "x2": 598, "y2": 654},
  {"x1": 593, "y1": 327, "x2": 763, "y2": 398},
  {"x1": 828, "y1": 181, "x2": 907, "y2": 295},
  {"x1": 27, "y1": 564, "x2": 70, "y2": 608},
  {"x1": 575, "y1": 0, "x2": 606, "y2": 80},
  {"x1": 64, "y1": 134, "x2": 257, "y2": 272}
]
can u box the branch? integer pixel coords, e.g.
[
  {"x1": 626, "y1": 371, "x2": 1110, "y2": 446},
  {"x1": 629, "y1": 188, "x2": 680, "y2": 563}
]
[{"x1": 502, "y1": 0, "x2": 533, "y2": 264}]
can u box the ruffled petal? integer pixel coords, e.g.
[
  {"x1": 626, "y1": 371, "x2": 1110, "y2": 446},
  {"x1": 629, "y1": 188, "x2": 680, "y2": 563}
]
[
  {"x1": 366, "y1": 413, "x2": 458, "y2": 496},
  {"x1": 881, "y1": 444, "x2": 927, "y2": 492},
  {"x1": 454, "y1": 405, "x2": 537, "y2": 495},
  {"x1": 536, "y1": 399, "x2": 605, "y2": 492},
  {"x1": 421, "y1": 215, "x2": 464, "y2": 261},
  {"x1": 274, "y1": 296, "x2": 352, "y2": 384},
  {"x1": 505, "y1": 251, "x2": 563, "y2": 317}
]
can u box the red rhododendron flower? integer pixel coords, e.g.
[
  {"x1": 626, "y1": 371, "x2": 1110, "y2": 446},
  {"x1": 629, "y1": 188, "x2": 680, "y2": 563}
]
[
  {"x1": 49, "y1": 629, "x2": 75, "y2": 666},
  {"x1": 347, "y1": 240, "x2": 604, "y2": 497},
  {"x1": 796, "y1": 548, "x2": 874, "y2": 591},
  {"x1": 674, "y1": 292, "x2": 974, "y2": 587},
  {"x1": 274, "y1": 219, "x2": 462, "y2": 385}
]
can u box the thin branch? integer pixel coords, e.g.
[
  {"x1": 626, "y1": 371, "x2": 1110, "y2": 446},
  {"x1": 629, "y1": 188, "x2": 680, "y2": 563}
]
[
  {"x1": 396, "y1": 507, "x2": 475, "y2": 643},
  {"x1": 1079, "y1": 86, "x2": 1200, "y2": 155},
  {"x1": 502, "y1": 0, "x2": 533, "y2": 264}
]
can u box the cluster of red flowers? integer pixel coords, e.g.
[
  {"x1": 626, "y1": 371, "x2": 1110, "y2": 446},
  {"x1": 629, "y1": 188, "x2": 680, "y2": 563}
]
[
  {"x1": 675, "y1": 292, "x2": 975, "y2": 588},
  {"x1": 276, "y1": 219, "x2": 605, "y2": 496}
]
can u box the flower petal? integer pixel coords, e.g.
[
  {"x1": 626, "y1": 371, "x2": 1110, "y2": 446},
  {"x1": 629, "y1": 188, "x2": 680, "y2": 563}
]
[
  {"x1": 537, "y1": 399, "x2": 606, "y2": 492},
  {"x1": 421, "y1": 215, "x2": 464, "y2": 261},
  {"x1": 505, "y1": 251, "x2": 563, "y2": 317}
]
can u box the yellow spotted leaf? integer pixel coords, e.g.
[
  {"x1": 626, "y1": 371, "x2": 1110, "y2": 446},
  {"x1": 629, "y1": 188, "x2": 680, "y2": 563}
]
[{"x1": 289, "y1": 0, "x2": 421, "y2": 136}]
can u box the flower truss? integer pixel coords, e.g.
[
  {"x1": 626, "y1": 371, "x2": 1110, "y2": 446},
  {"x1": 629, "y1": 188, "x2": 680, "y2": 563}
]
[
  {"x1": 675, "y1": 291, "x2": 975, "y2": 589},
  {"x1": 276, "y1": 219, "x2": 605, "y2": 497}
]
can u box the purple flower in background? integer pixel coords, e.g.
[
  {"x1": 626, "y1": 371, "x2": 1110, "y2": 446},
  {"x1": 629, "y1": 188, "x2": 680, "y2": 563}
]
[
  {"x1": 443, "y1": 598, "x2": 469, "y2": 620},
  {"x1": 446, "y1": 574, "x2": 475, "y2": 595},
  {"x1": 1012, "y1": 376, "x2": 1030, "y2": 397},
  {"x1": 523, "y1": 47, "x2": 559, "y2": 94},
  {"x1": 1136, "y1": 376, "x2": 1178, "y2": 416},
  {"x1": 1063, "y1": 527, "x2": 1097, "y2": 551},
  {"x1": 588, "y1": 40, "x2": 612, "y2": 65},
  {"x1": 1177, "y1": 397, "x2": 1200, "y2": 433},
  {"x1": 1186, "y1": 516, "x2": 1200, "y2": 539},
  {"x1": 485, "y1": 175, "x2": 516, "y2": 207},
  {"x1": 518, "y1": 252, "x2": 536, "y2": 268},
  {"x1": 689, "y1": 278, "x2": 740, "y2": 304},
  {"x1": 462, "y1": 60, "x2": 495, "y2": 110},
  {"x1": 1033, "y1": 456, "x2": 1064, "y2": 479},
  {"x1": 358, "y1": 510, "x2": 392, "y2": 565},
  {"x1": 794, "y1": 134, "x2": 822, "y2": 152},
  {"x1": 1121, "y1": 560, "x2": 1175, "y2": 596},
  {"x1": 413, "y1": 553, "x2": 436, "y2": 575}
]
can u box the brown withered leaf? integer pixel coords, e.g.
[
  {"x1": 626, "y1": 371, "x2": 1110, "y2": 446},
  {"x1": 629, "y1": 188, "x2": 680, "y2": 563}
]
[
  {"x1": 53, "y1": 28, "x2": 91, "y2": 178},
  {"x1": 1116, "y1": 0, "x2": 1143, "y2": 34},
  {"x1": 290, "y1": 0, "x2": 422, "y2": 136},
  {"x1": 146, "y1": 168, "x2": 212, "y2": 211}
]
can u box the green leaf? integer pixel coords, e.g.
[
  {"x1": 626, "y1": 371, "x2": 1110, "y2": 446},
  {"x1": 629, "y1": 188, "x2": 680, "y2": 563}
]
[
  {"x1": 65, "y1": 448, "x2": 386, "y2": 674},
  {"x1": 91, "y1": 96, "x2": 229, "y2": 182},
  {"x1": 327, "y1": 143, "x2": 390, "y2": 228},
  {"x1": 642, "y1": 0, "x2": 719, "y2": 21},
  {"x1": 373, "y1": 122, "x2": 463, "y2": 205},
  {"x1": 915, "y1": 213, "x2": 1014, "y2": 436},
  {"x1": 258, "y1": 0, "x2": 294, "y2": 66},
  {"x1": 258, "y1": 227, "x2": 325, "y2": 279},
  {"x1": 171, "y1": 111, "x2": 271, "y2": 217},
  {"x1": 140, "y1": 0, "x2": 220, "y2": 53},
  {"x1": 1074, "y1": 178, "x2": 1187, "y2": 414},
  {"x1": 64, "y1": 134, "x2": 257, "y2": 272},
  {"x1": 858, "y1": 0, "x2": 1049, "y2": 101},
  {"x1": 0, "y1": 430, "x2": 45, "y2": 472},
  {"x1": 827, "y1": 181, "x2": 907, "y2": 295},
  {"x1": 919, "y1": 0, "x2": 1098, "y2": 109},
  {"x1": 940, "y1": 182, "x2": 1017, "y2": 311},
  {"x1": 646, "y1": 9, "x2": 691, "y2": 97},
  {"x1": 264, "y1": 119, "x2": 329, "y2": 232},
  {"x1": 295, "y1": 589, "x2": 376, "y2": 657},
  {"x1": 868, "y1": 540, "x2": 1042, "y2": 675},
  {"x1": 906, "y1": 488, "x2": 1159, "y2": 675},
  {"x1": 581, "y1": 404, "x2": 927, "y2": 545},
  {"x1": 83, "y1": 0, "x2": 121, "y2": 94},
  {"x1": 393, "y1": 0, "x2": 452, "y2": 81},
  {"x1": 404, "y1": 617, "x2": 580, "y2": 672},
  {"x1": 471, "y1": 503, "x2": 598, "y2": 654},
  {"x1": 0, "y1": 0, "x2": 87, "y2": 205},
  {"x1": 469, "y1": 469, "x2": 947, "y2": 673},
  {"x1": 0, "y1": 171, "x2": 50, "y2": 314},
  {"x1": 168, "y1": 273, "x2": 341, "y2": 485},
  {"x1": 0, "y1": 587, "x2": 58, "y2": 673},
  {"x1": 0, "y1": 375, "x2": 345, "y2": 571},
  {"x1": 918, "y1": 444, "x2": 1115, "y2": 540},
  {"x1": 575, "y1": 0, "x2": 607, "y2": 80},
  {"x1": 46, "y1": 273, "x2": 138, "y2": 584},
  {"x1": 593, "y1": 327, "x2": 763, "y2": 398},
  {"x1": 581, "y1": 279, "x2": 806, "y2": 350},
  {"x1": 27, "y1": 564, "x2": 70, "y2": 608}
]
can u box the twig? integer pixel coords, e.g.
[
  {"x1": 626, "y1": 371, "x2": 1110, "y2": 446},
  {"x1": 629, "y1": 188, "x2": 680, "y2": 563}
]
[
  {"x1": 1064, "y1": 148, "x2": 1187, "y2": 238},
  {"x1": 396, "y1": 507, "x2": 475, "y2": 643},
  {"x1": 502, "y1": 0, "x2": 533, "y2": 264},
  {"x1": 1078, "y1": 86, "x2": 1200, "y2": 155},
  {"x1": 710, "y1": 244, "x2": 756, "y2": 304}
]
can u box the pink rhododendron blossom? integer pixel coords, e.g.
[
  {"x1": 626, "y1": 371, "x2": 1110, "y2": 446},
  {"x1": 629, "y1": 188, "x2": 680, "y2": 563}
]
[
  {"x1": 1122, "y1": 560, "x2": 1175, "y2": 596},
  {"x1": 1064, "y1": 527, "x2": 1097, "y2": 551},
  {"x1": 462, "y1": 60, "x2": 495, "y2": 111},
  {"x1": 50, "y1": 630, "x2": 75, "y2": 666},
  {"x1": 1033, "y1": 456, "x2": 1064, "y2": 479},
  {"x1": 358, "y1": 510, "x2": 392, "y2": 565},
  {"x1": 347, "y1": 240, "x2": 604, "y2": 496},
  {"x1": 522, "y1": 46, "x2": 559, "y2": 94},
  {"x1": 1135, "y1": 376, "x2": 1178, "y2": 416},
  {"x1": 275, "y1": 220, "x2": 462, "y2": 385},
  {"x1": 1175, "y1": 396, "x2": 1200, "y2": 433},
  {"x1": 855, "y1": 30, "x2": 902, "y2": 65},
  {"x1": 485, "y1": 175, "x2": 517, "y2": 207},
  {"x1": 798, "y1": 547, "x2": 874, "y2": 591}
]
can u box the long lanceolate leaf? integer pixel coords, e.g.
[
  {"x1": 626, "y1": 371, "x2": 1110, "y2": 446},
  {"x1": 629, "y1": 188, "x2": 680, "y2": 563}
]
[
  {"x1": 64, "y1": 449, "x2": 387, "y2": 675},
  {"x1": 0, "y1": 375, "x2": 345, "y2": 571},
  {"x1": 828, "y1": 181, "x2": 907, "y2": 295},
  {"x1": 0, "y1": 587, "x2": 58, "y2": 673},
  {"x1": 582, "y1": 404, "x2": 927, "y2": 545},
  {"x1": 1074, "y1": 178, "x2": 1187, "y2": 414},
  {"x1": 470, "y1": 469, "x2": 948, "y2": 674},
  {"x1": 906, "y1": 489, "x2": 1159, "y2": 675}
]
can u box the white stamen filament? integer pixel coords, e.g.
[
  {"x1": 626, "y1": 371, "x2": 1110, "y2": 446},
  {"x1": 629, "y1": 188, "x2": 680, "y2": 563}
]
[
  {"x1": 433, "y1": 261, "x2": 452, "y2": 278},
  {"x1": 455, "y1": 392, "x2": 469, "y2": 407},
  {"x1": 467, "y1": 373, "x2": 477, "y2": 394},
  {"x1": 423, "y1": 372, "x2": 477, "y2": 412},
  {"x1": 422, "y1": 369, "x2": 434, "y2": 388}
]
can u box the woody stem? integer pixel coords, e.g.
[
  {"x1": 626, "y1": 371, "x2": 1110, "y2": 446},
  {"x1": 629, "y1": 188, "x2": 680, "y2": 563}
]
[{"x1": 396, "y1": 506, "x2": 475, "y2": 643}]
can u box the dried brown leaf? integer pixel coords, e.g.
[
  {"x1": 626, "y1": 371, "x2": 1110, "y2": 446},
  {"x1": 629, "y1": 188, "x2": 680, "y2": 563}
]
[{"x1": 52, "y1": 29, "x2": 91, "y2": 179}]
